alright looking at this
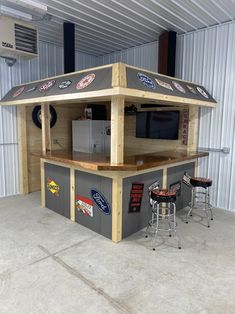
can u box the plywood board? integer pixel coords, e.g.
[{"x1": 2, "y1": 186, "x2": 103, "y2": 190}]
[{"x1": 27, "y1": 104, "x2": 86, "y2": 192}]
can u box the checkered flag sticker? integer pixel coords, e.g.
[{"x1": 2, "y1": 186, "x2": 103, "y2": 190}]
[
  {"x1": 148, "y1": 180, "x2": 160, "y2": 206},
  {"x1": 182, "y1": 172, "x2": 192, "y2": 187}
]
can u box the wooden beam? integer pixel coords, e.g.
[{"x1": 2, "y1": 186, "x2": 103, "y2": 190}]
[
  {"x1": 111, "y1": 96, "x2": 125, "y2": 164},
  {"x1": 40, "y1": 159, "x2": 45, "y2": 207},
  {"x1": 187, "y1": 107, "x2": 199, "y2": 152},
  {"x1": 162, "y1": 168, "x2": 167, "y2": 189},
  {"x1": 112, "y1": 177, "x2": 123, "y2": 243},
  {"x1": 18, "y1": 105, "x2": 29, "y2": 194},
  {"x1": 41, "y1": 103, "x2": 51, "y2": 154},
  {"x1": 112, "y1": 63, "x2": 127, "y2": 87},
  {"x1": 70, "y1": 167, "x2": 75, "y2": 222}
]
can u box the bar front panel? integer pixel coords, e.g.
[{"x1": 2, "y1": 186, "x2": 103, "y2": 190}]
[
  {"x1": 122, "y1": 170, "x2": 163, "y2": 238},
  {"x1": 45, "y1": 163, "x2": 71, "y2": 219},
  {"x1": 75, "y1": 170, "x2": 112, "y2": 239}
]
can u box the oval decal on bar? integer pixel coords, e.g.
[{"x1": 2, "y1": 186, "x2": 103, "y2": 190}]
[
  {"x1": 91, "y1": 189, "x2": 111, "y2": 215},
  {"x1": 137, "y1": 72, "x2": 156, "y2": 89},
  {"x1": 13, "y1": 86, "x2": 25, "y2": 98},
  {"x1": 76, "y1": 73, "x2": 95, "y2": 90}
]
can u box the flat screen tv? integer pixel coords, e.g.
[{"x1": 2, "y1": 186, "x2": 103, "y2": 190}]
[{"x1": 136, "y1": 111, "x2": 180, "y2": 140}]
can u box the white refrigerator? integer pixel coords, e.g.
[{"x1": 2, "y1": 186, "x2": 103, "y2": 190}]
[{"x1": 72, "y1": 120, "x2": 111, "y2": 155}]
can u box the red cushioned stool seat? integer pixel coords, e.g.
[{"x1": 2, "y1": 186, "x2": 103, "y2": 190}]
[
  {"x1": 151, "y1": 189, "x2": 177, "y2": 203},
  {"x1": 190, "y1": 177, "x2": 212, "y2": 188}
]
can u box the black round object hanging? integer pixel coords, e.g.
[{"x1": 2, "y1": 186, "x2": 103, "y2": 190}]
[{"x1": 32, "y1": 105, "x2": 57, "y2": 129}]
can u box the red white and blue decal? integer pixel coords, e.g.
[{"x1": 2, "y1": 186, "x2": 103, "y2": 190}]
[
  {"x1": 91, "y1": 189, "x2": 111, "y2": 215},
  {"x1": 75, "y1": 195, "x2": 93, "y2": 217},
  {"x1": 172, "y1": 81, "x2": 186, "y2": 93},
  {"x1": 13, "y1": 86, "x2": 25, "y2": 98},
  {"x1": 137, "y1": 73, "x2": 156, "y2": 89},
  {"x1": 197, "y1": 86, "x2": 209, "y2": 99},
  {"x1": 76, "y1": 73, "x2": 95, "y2": 90},
  {"x1": 39, "y1": 80, "x2": 56, "y2": 92},
  {"x1": 59, "y1": 80, "x2": 72, "y2": 89}
]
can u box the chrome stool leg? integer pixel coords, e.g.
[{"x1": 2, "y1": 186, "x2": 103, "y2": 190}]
[
  {"x1": 207, "y1": 190, "x2": 213, "y2": 221},
  {"x1": 186, "y1": 188, "x2": 194, "y2": 223},
  {"x1": 145, "y1": 201, "x2": 156, "y2": 238},
  {"x1": 172, "y1": 203, "x2": 181, "y2": 249},
  {"x1": 152, "y1": 204, "x2": 159, "y2": 251}
]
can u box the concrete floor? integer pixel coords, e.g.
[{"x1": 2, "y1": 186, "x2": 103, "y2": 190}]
[{"x1": 0, "y1": 193, "x2": 235, "y2": 314}]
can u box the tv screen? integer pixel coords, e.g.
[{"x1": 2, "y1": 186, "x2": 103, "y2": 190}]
[{"x1": 136, "y1": 111, "x2": 180, "y2": 140}]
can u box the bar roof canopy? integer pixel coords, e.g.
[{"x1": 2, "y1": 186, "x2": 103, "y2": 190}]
[{"x1": 0, "y1": 63, "x2": 216, "y2": 107}]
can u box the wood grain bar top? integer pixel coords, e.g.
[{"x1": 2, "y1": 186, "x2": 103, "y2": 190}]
[{"x1": 40, "y1": 150, "x2": 209, "y2": 171}]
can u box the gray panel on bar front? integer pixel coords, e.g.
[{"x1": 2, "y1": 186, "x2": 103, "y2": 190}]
[
  {"x1": 167, "y1": 162, "x2": 195, "y2": 210},
  {"x1": 122, "y1": 170, "x2": 163, "y2": 239},
  {"x1": 75, "y1": 171, "x2": 112, "y2": 239},
  {"x1": 45, "y1": 163, "x2": 70, "y2": 219}
]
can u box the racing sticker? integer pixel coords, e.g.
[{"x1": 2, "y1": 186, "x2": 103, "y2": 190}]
[
  {"x1": 182, "y1": 109, "x2": 189, "y2": 145},
  {"x1": 75, "y1": 195, "x2": 93, "y2": 217},
  {"x1": 129, "y1": 183, "x2": 144, "y2": 213},
  {"x1": 148, "y1": 180, "x2": 160, "y2": 206},
  {"x1": 197, "y1": 86, "x2": 209, "y2": 99},
  {"x1": 13, "y1": 86, "x2": 25, "y2": 98},
  {"x1": 172, "y1": 81, "x2": 186, "y2": 93},
  {"x1": 186, "y1": 85, "x2": 197, "y2": 94},
  {"x1": 47, "y1": 177, "x2": 60, "y2": 196},
  {"x1": 137, "y1": 73, "x2": 156, "y2": 89},
  {"x1": 155, "y1": 78, "x2": 173, "y2": 91},
  {"x1": 58, "y1": 80, "x2": 72, "y2": 89},
  {"x1": 182, "y1": 172, "x2": 192, "y2": 187},
  {"x1": 91, "y1": 189, "x2": 111, "y2": 215},
  {"x1": 26, "y1": 85, "x2": 37, "y2": 93},
  {"x1": 39, "y1": 80, "x2": 56, "y2": 92},
  {"x1": 76, "y1": 73, "x2": 95, "y2": 90},
  {"x1": 170, "y1": 181, "x2": 181, "y2": 196}
]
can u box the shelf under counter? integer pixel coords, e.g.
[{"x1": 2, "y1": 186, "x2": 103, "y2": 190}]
[{"x1": 38, "y1": 149, "x2": 209, "y2": 171}]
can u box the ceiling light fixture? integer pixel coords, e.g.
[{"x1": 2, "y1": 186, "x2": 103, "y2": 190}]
[
  {"x1": 0, "y1": 5, "x2": 32, "y2": 20},
  {"x1": 7, "y1": 0, "x2": 47, "y2": 14}
]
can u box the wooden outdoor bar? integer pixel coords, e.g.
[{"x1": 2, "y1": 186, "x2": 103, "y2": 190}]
[{"x1": 0, "y1": 63, "x2": 216, "y2": 242}]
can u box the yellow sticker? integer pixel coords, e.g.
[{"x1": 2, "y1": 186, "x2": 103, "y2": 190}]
[{"x1": 47, "y1": 178, "x2": 60, "y2": 196}]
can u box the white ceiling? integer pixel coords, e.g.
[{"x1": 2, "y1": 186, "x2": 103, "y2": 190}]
[{"x1": 1, "y1": 0, "x2": 235, "y2": 56}]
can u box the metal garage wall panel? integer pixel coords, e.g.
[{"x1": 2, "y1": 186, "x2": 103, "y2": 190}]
[
  {"x1": 0, "y1": 42, "x2": 97, "y2": 198},
  {"x1": 75, "y1": 51, "x2": 97, "y2": 70},
  {"x1": 97, "y1": 41, "x2": 158, "y2": 72},
  {"x1": 176, "y1": 21, "x2": 235, "y2": 211}
]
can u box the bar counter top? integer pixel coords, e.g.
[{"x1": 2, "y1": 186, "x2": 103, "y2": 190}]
[{"x1": 40, "y1": 150, "x2": 209, "y2": 171}]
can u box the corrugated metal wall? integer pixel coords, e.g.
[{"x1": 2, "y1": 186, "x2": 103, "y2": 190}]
[
  {"x1": 96, "y1": 23, "x2": 235, "y2": 211},
  {"x1": 0, "y1": 42, "x2": 96, "y2": 197},
  {"x1": 97, "y1": 41, "x2": 158, "y2": 71},
  {"x1": 176, "y1": 21, "x2": 235, "y2": 211}
]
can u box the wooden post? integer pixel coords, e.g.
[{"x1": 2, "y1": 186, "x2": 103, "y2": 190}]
[
  {"x1": 112, "y1": 177, "x2": 123, "y2": 243},
  {"x1": 18, "y1": 105, "x2": 29, "y2": 194},
  {"x1": 112, "y1": 63, "x2": 127, "y2": 87},
  {"x1": 41, "y1": 103, "x2": 51, "y2": 154},
  {"x1": 111, "y1": 95, "x2": 125, "y2": 164},
  {"x1": 40, "y1": 159, "x2": 45, "y2": 207},
  {"x1": 187, "y1": 107, "x2": 199, "y2": 152},
  {"x1": 162, "y1": 168, "x2": 167, "y2": 189},
  {"x1": 70, "y1": 167, "x2": 75, "y2": 222}
]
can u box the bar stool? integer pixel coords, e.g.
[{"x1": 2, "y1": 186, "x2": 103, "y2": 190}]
[
  {"x1": 145, "y1": 189, "x2": 181, "y2": 251},
  {"x1": 185, "y1": 177, "x2": 213, "y2": 227}
]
